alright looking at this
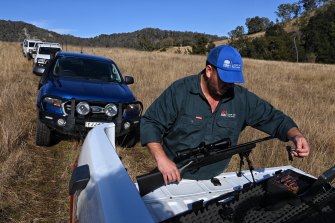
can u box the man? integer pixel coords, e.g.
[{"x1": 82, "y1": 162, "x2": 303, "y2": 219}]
[{"x1": 140, "y1": 45, "x2": 310, "y2": 184}]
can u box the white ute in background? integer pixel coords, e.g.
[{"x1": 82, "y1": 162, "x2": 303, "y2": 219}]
[
  {"x1": 22, "y1": 38, "x2": 42, "y2": 59},
  {"x1": 33, "y1": 42, "x2": 62, "y2": 74},
  {"x1": 34, "y1": 42, "x2": 62, "y2": 66}
]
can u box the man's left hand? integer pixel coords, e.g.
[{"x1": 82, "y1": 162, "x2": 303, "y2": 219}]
[{"x1": 288, "y1": 127, "x2": 310, "y2": 158}]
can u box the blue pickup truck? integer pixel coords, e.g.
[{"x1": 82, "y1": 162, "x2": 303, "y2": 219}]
[{"x1": 35, "y1": 51, "x2": 142, "y2": 147}]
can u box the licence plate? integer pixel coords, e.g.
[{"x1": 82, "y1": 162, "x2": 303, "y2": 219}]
[{"x1": 85, "y1": 122, "x2": 104, "y2": 128}]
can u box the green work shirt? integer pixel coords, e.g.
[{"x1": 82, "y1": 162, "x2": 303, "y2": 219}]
[{"x1": 140, "y1": 74, "x2": 297, "y2": 180}]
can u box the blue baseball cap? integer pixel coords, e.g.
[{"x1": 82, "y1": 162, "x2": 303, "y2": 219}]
[{"x1": 207, "y1": 45, "x2": 245, "y2": 83}]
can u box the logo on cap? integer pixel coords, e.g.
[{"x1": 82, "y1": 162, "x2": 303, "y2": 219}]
[
  {"x1": 223, "y1": 60, "x2": 231, "y2": 68},
  {"x1": 223, "y1": 60, "x2": 241, "y2": 70},
  {"x1": 232, "y1": 63, "x2": 241, "y2": 69}
]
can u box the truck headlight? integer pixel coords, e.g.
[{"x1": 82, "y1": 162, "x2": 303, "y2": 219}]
[
  {"x1": 76, "y1": 102, "x2": 90, "y2": 115},
  {"x1": 123, "y1": 104, "x2": 141, "y2": 115},
  {"x1": 105, "y1": 103, "x2": 118, "y2": 117},
  {"x1": 43, "y1": 97, "x2": 62, "y2": 108}
]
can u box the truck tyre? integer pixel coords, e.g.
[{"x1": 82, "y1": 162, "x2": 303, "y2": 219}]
[{"x1": 36, "y1": 119, "x2": 52, "y2": 146}]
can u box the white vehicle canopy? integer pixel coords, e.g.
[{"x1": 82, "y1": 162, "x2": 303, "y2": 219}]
[
  {"x1": 34, "y1": 42, "x2": 62, "y2": 66},
  {"x1": 22, "y1": 39, "x2": 42, "y2": 58}
]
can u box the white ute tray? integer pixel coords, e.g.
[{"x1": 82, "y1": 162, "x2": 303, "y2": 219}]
[
  {"x1": 141, "y1": 166, "x2": 309, "y2": 222},
  {"x1": 75, "y1": 123, "x2": 312, "y2": 223}
]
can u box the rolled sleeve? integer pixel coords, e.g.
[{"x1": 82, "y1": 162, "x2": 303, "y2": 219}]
[
  {"x1": 140, "y1": 84, "x2": 181, "y2": 146},
  {"x1": 140, "y1": 116, "x2": 165, "y2": 145},
  {"x1": 245, "y1": 90, "x2": 298, "y2": 142}
]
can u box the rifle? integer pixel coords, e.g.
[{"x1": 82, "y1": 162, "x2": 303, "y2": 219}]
[
  {"x1": 300, "y1": 165, "x2": 335, "y2": 202},
  {"x1": 136, "y1": 136, "x2": 273, "y2": 196}
]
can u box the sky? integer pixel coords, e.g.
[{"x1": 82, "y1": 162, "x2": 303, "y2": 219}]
[{"x1": 0, "y1": 0, "x2": 297, "y2": 38}]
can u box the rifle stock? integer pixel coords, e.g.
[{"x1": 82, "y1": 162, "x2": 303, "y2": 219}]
[
  {"x1": 137, "y1": 171, "x2": 165, "y2": 197},
  {"x1": 137, "y1": 160, "x2": 196, "y2": 197},
  {"x1": 136, "y1": 136, "x2": 273, "y2": 196}
]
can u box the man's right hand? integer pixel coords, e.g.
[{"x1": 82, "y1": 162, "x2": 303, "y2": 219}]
[
  {"x1": 157, "y1": 155, "x2": 181, "y2": 184},
  {"x1": 147, "y1": 142, "x2": 181, "y2": 184}
]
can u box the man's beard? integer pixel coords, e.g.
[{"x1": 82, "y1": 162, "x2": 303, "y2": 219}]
[{"x1": 206, "y1": 80, "x2": 225, "y2": 99}]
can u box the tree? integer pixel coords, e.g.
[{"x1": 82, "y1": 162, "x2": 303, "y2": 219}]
[
  {"x1": 302, "y1": 2, "x2": 335, "y2": 63},
  {"x1": 276, "y1": 3, "x2": 301, "y2": 22},
  {"x1": 238, "y1": 24, "x2": 298, "y2": 62},
  {"x1": 191, "y1": 35, "x2": 209, "y2": 55},
  {"x1": 292, "y1": 3, "x2": 301, "y2": 18},
  {"x1": 245, "y1": 16, "x2": 272, "y2": 34},
  {"x1": 137, "y1": 34, "x2": 155, "y2": 51},
  {"x1": 299, "y1": 0, "x2": 317, "y2": 12},
  {"x1": 228, "y1": 26, "x2": 245, "y2": 40},
  {"x1": 317, "y1": 0, "x2": 334, "y2": 6},
  {"x1": 207, "y1": 41, "x2": 216, "y2": 52},
  {"x1": 240, "y1": 37, "x2": 269, "y2": 59}
]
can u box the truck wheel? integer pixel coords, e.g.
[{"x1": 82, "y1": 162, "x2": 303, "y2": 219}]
[
  {"x1": 118, "y1": 130, "x2": 139, "y2": 148},
  {"x1": 36, "y1": 119, "x2": 52, "y2": 146}
]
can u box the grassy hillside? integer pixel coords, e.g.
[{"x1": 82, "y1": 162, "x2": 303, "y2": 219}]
[{"x1": 0, "y1": 41, "x2": 334, "y2": 222}]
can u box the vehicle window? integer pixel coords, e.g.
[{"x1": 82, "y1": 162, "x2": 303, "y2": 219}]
[
  {"x1": 53, "y1": 56, "x2": 122, "y2": 82},
  {"x1": 29, "y1": 42, "x2": 35, "y2": 47},
  {"x1": 39, "y1": 47, "x2": 61, "y2": 55},
  {"x1": 111, "y1": 64, "x2": 121, "y2": 82}
]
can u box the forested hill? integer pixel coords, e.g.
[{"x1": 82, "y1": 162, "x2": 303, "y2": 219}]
[
  {"x1": 227, "y1": 1, "x2": 335, "y2": 64},
  {"x1": 0, "y1": 20, "x2": 225, "y2": 51},
  {"x1": 2, "y1": 0, "x2": 334, "y2": 64}
]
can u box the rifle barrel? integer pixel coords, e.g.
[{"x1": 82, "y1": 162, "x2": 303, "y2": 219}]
[{"x1": 229, "y1": 136, "x2": 273, "y2": 149}]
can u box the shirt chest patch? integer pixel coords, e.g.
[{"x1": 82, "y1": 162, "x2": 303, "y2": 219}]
[{"x1": 220, "y1": 108, "x2": 236, "y2": 118}]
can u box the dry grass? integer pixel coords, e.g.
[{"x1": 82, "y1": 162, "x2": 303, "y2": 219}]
[
  {"x1": 0, "y1": 42, "x2": 334, "y2": 221},
  {"x1": 0, "y1": 41, "x2": 37, "y2": 221},
  {"x1": 0, "y1": 42, "x2": 80, "y2": 222}
]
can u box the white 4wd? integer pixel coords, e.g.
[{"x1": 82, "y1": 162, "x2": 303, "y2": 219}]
[
  {"x1": 69, "y1": 123, "x2": 331, "y2": 223},
  {"x1": 22, "y1": 39, "x2": 42, "y2": 59},
  {"x1": 34, "y1": 42, "x2": 62, "y2": 67}
]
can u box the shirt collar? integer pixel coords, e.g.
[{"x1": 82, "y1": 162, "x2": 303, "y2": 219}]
[{"x1": 189, "y1": 70, "x2": 204, "y2": 95}]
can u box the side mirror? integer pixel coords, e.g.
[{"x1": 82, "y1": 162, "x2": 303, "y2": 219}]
[
  {"x1": 33, "y1": 65, "x2": 45, "y2": 76},
  {"x1": 124, "y1": 76, "x2": 134, "y2": 85},
  {"x1": 69, "y1": 164, "x2": 90, "y2": 195}
]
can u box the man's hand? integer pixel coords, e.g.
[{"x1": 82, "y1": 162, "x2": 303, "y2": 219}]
[
  {"x1": 147, "y1": 142, "x2": 181, "y2": 184},
  {"x1": 287, "y1": 127, "x2": 310, "y2": 158},
  {"x1": 156, "y1": 155, "x2": 181, "y2": 184}
]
